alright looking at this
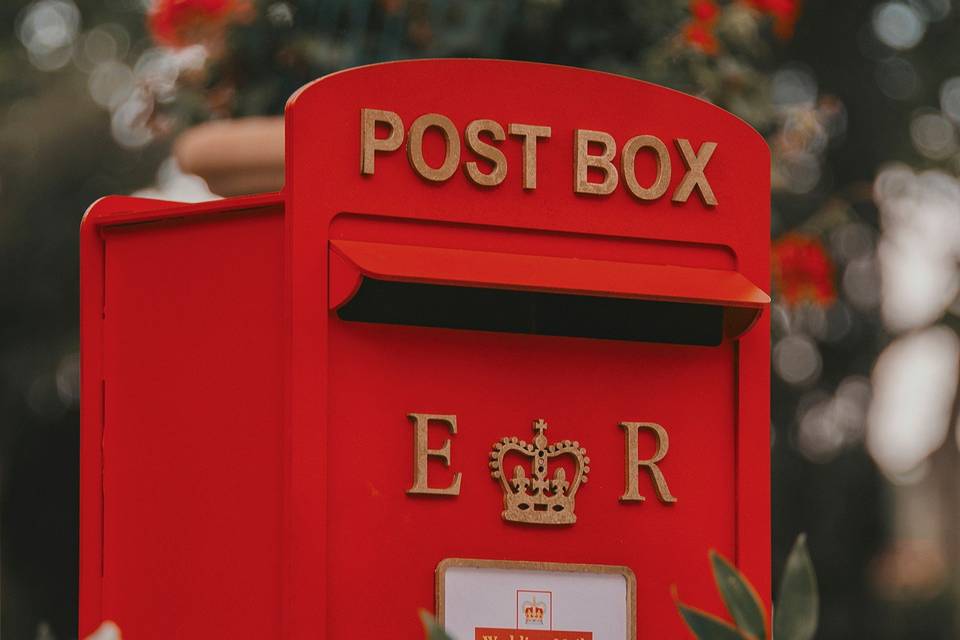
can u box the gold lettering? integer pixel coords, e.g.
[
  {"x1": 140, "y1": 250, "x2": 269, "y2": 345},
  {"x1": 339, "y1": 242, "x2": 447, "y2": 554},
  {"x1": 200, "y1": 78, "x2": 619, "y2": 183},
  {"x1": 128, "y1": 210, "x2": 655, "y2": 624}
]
[
  {"x1": 407, "y1": 113, "x2": 461, "y2": 182},
  {"x1": 360, "y1": 108, "x2": 404, "y2": 175},
  {"x1": 508, "y1": 123, "x2": 551, "y2": 190},
  {"x1": 465, "y1": 119, "x2": 507, "y2": 187},
  {"x1": 621, "y1": 135, "x2": 671, "y2": 200},
  {"x1": 672, "y1": 138, "x2": 718, "y2": 206},
  {"x1": 574, "y1": 129, "x2": 618, "y2": 195},
  {"x1": 620, "y1": 421, "x2": 677, "y2": 504},
  {"x1": 406, "y1": 413, "x2": 462, "y2": 495}
]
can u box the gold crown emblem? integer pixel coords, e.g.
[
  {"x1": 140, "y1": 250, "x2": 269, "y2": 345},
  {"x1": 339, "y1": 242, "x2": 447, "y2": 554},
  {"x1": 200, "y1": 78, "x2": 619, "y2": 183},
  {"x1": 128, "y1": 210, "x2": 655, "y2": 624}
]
[
  {"x1": 489, "y1": 419, "x2": 590, "y2": 525},
  {"x1": 523, "y1": 597, "x2": 545, "y2": 624}
]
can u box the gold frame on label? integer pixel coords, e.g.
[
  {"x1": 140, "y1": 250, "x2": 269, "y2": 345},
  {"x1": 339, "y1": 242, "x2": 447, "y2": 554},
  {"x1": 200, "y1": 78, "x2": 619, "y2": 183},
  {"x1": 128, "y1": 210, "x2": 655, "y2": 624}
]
[{"x1": 435, "y1": 558, "x2": 637, "y2": 640}]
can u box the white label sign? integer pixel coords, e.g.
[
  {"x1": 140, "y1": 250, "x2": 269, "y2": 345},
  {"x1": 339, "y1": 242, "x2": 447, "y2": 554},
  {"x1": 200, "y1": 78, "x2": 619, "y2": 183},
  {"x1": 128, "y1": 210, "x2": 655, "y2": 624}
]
[{"x1": 437, "y1": 559, "x2": 636, "y2": 640}]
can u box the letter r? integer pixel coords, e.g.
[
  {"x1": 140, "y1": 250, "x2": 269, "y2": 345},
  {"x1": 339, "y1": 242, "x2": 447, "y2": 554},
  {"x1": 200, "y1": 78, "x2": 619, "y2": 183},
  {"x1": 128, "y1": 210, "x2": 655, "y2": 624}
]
[{"x1": 620, "y1": 421, "x2": 677, "y2": 504}]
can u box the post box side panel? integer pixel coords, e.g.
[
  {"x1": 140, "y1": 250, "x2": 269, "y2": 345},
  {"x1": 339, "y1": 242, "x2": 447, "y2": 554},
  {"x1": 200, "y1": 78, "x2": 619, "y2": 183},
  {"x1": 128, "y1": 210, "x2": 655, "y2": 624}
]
[
  {"x1": 738, "y1": 312, "x2": 771, "y2": 600},
  {"x1": 98, "y1": 210, "x2": 284, "y2": 638},
  {"x1": 80, "y1": 195, "x2": 186, "y2": 634}
]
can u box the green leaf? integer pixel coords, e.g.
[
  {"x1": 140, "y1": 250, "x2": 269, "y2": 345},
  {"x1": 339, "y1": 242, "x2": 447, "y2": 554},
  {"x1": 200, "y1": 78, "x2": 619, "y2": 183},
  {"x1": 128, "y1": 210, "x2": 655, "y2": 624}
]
[
  {"x1": 773, "y1": 534, "x2": 819, "y2": 640},
  {"x1": 419, "y1": 610, "x2": 457, "y2": 640},
  {"x1": 675, "y1": 601, "x2": 746, "y2": 640},
  {"x1": 710, "y1": 550, "x2": 768, "y2": 640}
]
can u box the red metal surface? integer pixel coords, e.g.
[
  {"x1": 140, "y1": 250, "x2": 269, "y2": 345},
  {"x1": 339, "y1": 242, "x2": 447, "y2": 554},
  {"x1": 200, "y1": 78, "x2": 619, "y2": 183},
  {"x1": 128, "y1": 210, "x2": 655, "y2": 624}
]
[
  {"x1": 328, "y1": 237, "x2": 769, "y2": 310},
  {"x1": 79, "y1": 194, "x2": 285, "y2": 636},
  {"x1": 80, "y1": 60, "x2": 770, "y2": 639}
]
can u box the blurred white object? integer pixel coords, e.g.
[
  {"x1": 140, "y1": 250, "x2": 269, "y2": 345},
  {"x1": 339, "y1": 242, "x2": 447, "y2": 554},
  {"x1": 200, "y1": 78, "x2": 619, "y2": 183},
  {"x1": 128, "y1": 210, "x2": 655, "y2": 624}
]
[
  {"x1": 85, "y1": 621, "x2": 121, "y2": 640},
  {"x1": 133, "y1": 157, "x2": 218, "y2": 203},
  {"x1": 873, "y1": 166, "x2": 960, "y2": 332},
  {"x1": 867, "y1": 326, "x2": 960, "y2": 477}
]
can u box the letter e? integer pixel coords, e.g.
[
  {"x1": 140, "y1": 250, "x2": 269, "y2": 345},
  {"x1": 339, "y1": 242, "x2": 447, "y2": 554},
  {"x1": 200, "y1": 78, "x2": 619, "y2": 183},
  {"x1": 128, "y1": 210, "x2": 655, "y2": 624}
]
[{"x1": 406, "y1": 413, "x2": 462, "y2": 496}]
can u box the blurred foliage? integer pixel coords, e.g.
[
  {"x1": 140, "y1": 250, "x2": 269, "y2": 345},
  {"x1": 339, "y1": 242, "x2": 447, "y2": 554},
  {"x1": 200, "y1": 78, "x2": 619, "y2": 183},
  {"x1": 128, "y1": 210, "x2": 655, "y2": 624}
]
[
  {"x1": 0, "y1": 1, "x2": 163, "y2": 638},
  {"x1": 676, "y1": 535, "x2": 818, "y2": 640},
  {"x1": 420, "y1": 610, "x2": 456, "y2": 640},
  {"x1": 152, "y1": 0, "x2": 795, "y2": 127}
]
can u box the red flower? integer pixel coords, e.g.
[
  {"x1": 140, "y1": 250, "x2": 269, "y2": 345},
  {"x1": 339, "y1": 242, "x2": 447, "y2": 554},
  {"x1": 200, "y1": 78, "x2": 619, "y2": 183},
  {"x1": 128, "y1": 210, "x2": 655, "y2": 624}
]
[
  {"x1": 683, "y1": 21, "x2": 719, "y2": 55},
  {"x1": 148, "y1": 0, "x2": 250, "y2": 48},
  {"x1": 742, "y1": 0, "x2": 802, "y2": 39},
  {"x1": 746, "y1": 0, "x2": 793, "y2": 15},
  {"x1": 772, "y1": 12, "x2": 800, "y2": 40},
  {"x1": 772, "y1": 232, "x2": 836, "y2": 306},
  {"x1": 690, "y1": 0, "x2": 720, "y2": 23}
]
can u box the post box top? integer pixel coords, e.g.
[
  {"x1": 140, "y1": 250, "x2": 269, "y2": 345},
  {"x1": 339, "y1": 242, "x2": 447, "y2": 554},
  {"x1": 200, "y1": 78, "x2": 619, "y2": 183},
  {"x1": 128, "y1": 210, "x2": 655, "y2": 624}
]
[{"x1": 284, "y1": 59, "x2": 770, "y2": 286}]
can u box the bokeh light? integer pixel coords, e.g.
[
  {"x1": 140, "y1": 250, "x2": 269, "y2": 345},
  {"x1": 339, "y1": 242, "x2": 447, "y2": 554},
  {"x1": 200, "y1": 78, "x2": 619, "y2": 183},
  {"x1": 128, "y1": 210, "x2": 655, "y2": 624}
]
[
  {"x1": 876, "y1": 57, "x2": 919, "y2": 100},
  {"x1": 88, "y1": 61, "x2": 134, "y2": 109},
  {"x1": 772, "y1": 66, "x2": 818, "y2": 108},
  {"x1": 910, "y1": 0, "x2": 951, "y2": 22},
  {"x1": 774, "y1": 333, "x2": 823, "y2": 386},
  {"x1": 110, "y1": 88, "x2": 154, "y2": 148},
  {"x1": 16, "y1": 0, "x2": 82, "y2": 71},
  {"x1": 938, "y1": 76, "x2": 960, "y2": 122},
  {"x1": 909, "y1": 110, "x2": 957, "y2": 159},
  {"x1": 843, "y1": 255, "x2": 882, "y2": 311},
  {"x1": 873, "y1": 2, "x2": 927, "y2": 50},
  {"x1": 796, "y1": 375, "x2": 870, "y2": 463}
]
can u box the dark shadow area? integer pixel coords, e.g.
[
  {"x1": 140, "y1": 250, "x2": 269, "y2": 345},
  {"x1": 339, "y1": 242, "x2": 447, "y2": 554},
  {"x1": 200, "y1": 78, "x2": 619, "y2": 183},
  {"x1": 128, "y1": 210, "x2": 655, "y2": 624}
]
[{"x1": 337, "y1": 277, "x2": 725, "y2": 346}]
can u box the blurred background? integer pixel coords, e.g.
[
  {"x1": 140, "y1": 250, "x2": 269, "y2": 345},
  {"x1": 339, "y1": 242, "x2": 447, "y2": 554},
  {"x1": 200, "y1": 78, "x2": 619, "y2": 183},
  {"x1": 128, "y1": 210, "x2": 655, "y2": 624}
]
[{"x1": 1, "y1": 0, "x2": 959, "y2": 637}]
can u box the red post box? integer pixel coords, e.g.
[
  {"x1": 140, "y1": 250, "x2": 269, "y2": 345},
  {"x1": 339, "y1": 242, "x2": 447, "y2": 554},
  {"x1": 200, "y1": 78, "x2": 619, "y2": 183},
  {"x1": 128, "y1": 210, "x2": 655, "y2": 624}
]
[{"x1": 80, "y1": 60, "x2": 770, "y2": 639}]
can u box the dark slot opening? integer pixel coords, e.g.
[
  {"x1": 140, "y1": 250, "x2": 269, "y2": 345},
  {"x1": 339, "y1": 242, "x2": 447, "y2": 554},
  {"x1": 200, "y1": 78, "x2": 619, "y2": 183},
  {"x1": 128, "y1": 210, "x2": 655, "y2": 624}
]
[{"x1": 336, "y1": 277, "x2": 724, "y2": 346}]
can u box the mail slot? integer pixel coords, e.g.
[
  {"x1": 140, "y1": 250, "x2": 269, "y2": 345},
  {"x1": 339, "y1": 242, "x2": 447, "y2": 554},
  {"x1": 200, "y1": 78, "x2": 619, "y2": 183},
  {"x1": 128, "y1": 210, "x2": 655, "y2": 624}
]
[
  {"x1": 80, "y1": 60, "x2": 770, "y2": 640},
  {"x1": 330, "y1": 237, "x2": 766, "y2": 344}
]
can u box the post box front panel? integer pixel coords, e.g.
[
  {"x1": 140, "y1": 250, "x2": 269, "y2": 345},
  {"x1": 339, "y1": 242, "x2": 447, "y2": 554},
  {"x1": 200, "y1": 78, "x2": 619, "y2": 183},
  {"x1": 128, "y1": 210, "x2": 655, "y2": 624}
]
[
  {"x1": 97, "y1": 211, "x2": 284, "y2": 637},
  {"x1": 324, "y1": 216, "x2": 739, "y2": 637},
  {"x1": 326, "y1": 315, "x2": 735, "y2": 637},
  {"x1": 280, "y1": 60, "x2": 771, "y2": 638}
]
